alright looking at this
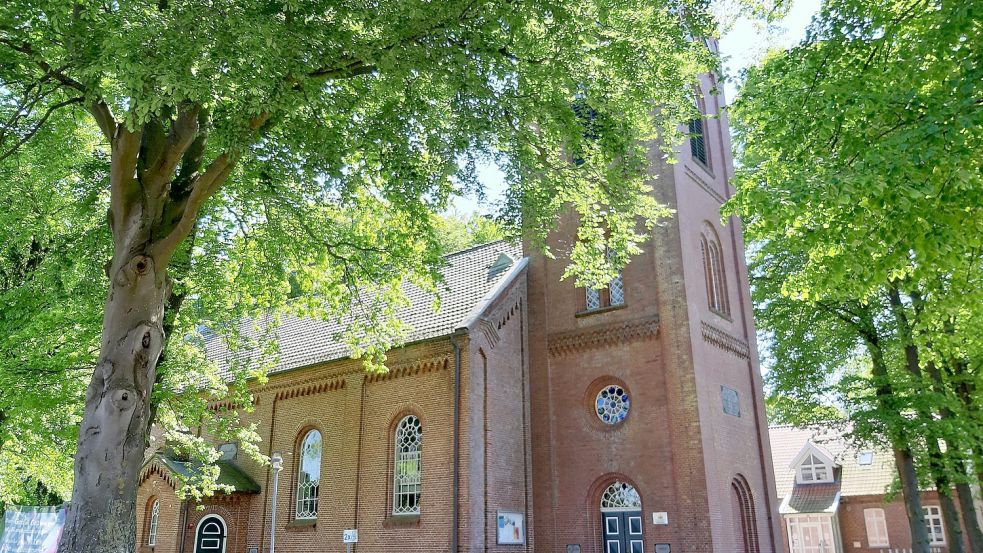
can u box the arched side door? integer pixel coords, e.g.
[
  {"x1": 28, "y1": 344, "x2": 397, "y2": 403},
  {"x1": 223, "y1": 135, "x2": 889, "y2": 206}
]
[
  {"x1": 194, "y1": 515, "x2": 227, "y2": 553},
  {"x1": 600, "y1": 481, "x2": 644, "y2": 553}
]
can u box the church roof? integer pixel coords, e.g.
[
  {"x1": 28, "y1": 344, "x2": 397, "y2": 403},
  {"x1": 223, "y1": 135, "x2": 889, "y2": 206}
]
[
  {"x1": 205, "y1": 240, "x2": 525, "y2": 378},
  {"x1": 769, "y1": 425, "x2": 898, "y2": 500}
]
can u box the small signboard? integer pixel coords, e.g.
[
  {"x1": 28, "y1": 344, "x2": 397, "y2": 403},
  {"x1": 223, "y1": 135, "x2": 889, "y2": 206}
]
[
  {"x1": 655, "y1": 544, "x2": 671, "y2": 553},
  {"x1": 566, "y1": 545, "x2": 581, "y2": 553},
  {"x1": 343, "y1": 529, "x2": 358, "y2": 543},
  {"x1": 652, "y1": 512, "x2": 669, "y2": 525},
  {"x1": 496, "y1": 511, "x2": 525, "y2": 545}
]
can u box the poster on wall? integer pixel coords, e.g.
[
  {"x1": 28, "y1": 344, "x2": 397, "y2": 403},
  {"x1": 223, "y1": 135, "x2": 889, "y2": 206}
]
[{"x1": 496, "y1": 511, "x2": 525, "y2": 545}]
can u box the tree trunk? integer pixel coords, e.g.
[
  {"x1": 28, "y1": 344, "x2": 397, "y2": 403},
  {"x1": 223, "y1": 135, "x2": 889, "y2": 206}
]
[
  {"x1": 862, "y1": 323, "x2": 932, "y2": 553},
  {"x1": 927, "y1": 442, "x2": 965, "y2": 553},
  {"x1": 54, "y1": 101, "x2": 236, "y2": 552},
  {"x1": 895, "y1": 448, "x2": 933, "y2": 553},
  {"x1": 955, "y1": 480, "x2": 983, "y2": 553},
  {"x1": 58, "y1": 246, "x2": 168, "y2": 553}
]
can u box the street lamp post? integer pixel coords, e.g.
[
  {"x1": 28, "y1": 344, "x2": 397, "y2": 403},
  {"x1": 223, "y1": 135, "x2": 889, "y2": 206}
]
[{"x1": 270, "y1": 452, "x2": 283, "y2": 553}]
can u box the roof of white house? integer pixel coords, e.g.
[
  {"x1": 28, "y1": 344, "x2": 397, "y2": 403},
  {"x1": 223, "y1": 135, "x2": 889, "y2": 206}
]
[
  {"x1": 204, "y1": 240, "x2": 525, "y2": 378},
  {"x1": 769, "y1": 424, "x2": 899, "y2": 501}
]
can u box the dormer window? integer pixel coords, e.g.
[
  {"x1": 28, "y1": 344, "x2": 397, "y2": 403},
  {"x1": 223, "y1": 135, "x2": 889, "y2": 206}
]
[{"x1": 798, "y1": 453, "x2": 833, "y2": 484}]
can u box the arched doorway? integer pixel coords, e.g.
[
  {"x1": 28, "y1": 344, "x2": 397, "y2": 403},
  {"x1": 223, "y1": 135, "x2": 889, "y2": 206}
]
[
  {"x1": 600, "y1": 481, "x2": 644, "y2": 553},
  {"x1": 194, "y1": 515, "x2": 227, "y2": 553}
]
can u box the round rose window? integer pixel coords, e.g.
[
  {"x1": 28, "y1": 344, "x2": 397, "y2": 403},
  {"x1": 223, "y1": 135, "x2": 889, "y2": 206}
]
[{"x1": 595, "y1": 385, "x2": 630, "y2": 424}]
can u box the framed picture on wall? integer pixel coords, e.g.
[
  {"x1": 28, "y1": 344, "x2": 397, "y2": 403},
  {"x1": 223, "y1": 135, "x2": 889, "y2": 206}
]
[{"x1": 496, "y1": 511, "x2": 525, "y2": 545}]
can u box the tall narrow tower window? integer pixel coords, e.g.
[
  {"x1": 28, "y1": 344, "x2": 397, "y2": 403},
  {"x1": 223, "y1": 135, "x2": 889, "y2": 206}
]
[
  {"x1": 689, "y1": 96, "x2": 711, "y2": 168},
  {"x1": 585, "y1": 248, "x2": 625, "y2": 311},
  {"x1": 700, "y1": 225, "x2": 730, "y2": 316}
]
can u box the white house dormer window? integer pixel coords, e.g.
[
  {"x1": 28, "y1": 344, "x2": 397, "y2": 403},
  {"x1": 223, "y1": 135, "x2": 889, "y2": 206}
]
[{"x1": 797, "y1": 453, "x2": 833, "y2": 484}]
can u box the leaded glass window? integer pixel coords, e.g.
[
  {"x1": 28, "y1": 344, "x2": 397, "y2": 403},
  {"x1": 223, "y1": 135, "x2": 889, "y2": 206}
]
[
  {"x1": 148, "y1": 499, "x2": 160, "y2": 546},
  {"x1": 609, "y1": 274, "x2": 624, "y2": 306},
  {"x1": 296, "y1": 429, "x2": 321, "y2": 519},
  {"x1": 600, "y1": 482, "x2": 642, "y2": 511},
  {"x1": 585, "y1": 249, "x2": 624, "y2": 310},
  {"x1": 586, "y1": 287, "x2": 602, "y2": 310},
  {"x1": 595, "y1": 385, "x2": 630, "y2": 425},
  {"x1": 393, "y1": 415, "x2": 423, "y2": 515}
]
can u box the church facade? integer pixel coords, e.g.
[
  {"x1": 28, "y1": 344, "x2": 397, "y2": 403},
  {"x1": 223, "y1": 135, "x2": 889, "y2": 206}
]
[{"x1": 135, "y1": 65, "x2": 781, "y2": 553}]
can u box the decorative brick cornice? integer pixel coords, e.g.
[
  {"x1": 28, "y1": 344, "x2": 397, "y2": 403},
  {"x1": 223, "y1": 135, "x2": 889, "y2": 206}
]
[
  {"x1": 139, "y1": 458, "x2": 177, "y2": 489},
  {"x1": 685, "y1": 166, "x2": 725, "y2": 204},
  {"x1": 366, "y1": 356, "x2": 451, "y2": 384},
  {"x1": 700, "y1": 320, "x2": 751, "y2": 360},
  {"x1": 547, "y1": 315, "x2": 660, "y2": 357},
  {"x1": 275, "y1": 376, "x2": 346, "y2": 400},
  {"x1": 474, "y1": 318, "x2": 501, "y2": 349}
]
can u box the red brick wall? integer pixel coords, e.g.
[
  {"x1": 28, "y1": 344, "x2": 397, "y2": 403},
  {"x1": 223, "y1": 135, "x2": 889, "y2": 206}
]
[
  {"x1": 466, "y1": 275, "x2": 533, "y2": 553},
  {"x1": 138, "y1": 265, "x2": 536, "y2": 553},
  {"x1": 135, "y1": 472, "x2": 182, "y2": 553},
  {"x1": 837, "y1": 492, "x2": 971, "y2": 553},
  {"x1": 525, "y1": 59, "x2": 780, "y2": 553}
]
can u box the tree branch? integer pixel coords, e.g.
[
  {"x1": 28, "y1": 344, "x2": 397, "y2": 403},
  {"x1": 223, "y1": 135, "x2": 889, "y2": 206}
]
[
  {"x1": 0, "y1": 96, "x2": 84, "y2": 163},
  {"x1": 0, "y1": 37, "x2": 116, "y2": 140},
  {"x1": 151, "y1": 153, "x2": 238, "y2": 262}
]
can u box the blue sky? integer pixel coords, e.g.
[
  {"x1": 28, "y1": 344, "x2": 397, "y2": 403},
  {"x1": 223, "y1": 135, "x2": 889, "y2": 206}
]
[{"x1": 448, "y1": 0, "x2": 821, "y2": 217}]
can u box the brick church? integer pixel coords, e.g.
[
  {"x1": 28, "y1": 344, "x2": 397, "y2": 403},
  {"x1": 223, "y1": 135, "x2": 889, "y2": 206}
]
[{"x1": 136, "y1": 57, "x2": 781, "y2": 553}]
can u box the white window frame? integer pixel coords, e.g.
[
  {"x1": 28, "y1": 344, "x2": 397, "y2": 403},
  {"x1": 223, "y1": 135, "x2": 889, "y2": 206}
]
[
  {"x1": 923, "y1": 505, "x2": 946, "y2": 545},
  {"x1": 796, "y1": 453, "x2": 833, "y2": 484},
  {"x1": 295, "y1": 429, "x2": 321, "y2": 520},
  {"x1": 863, "y1": 508, "x2": 889, "y2": 547},
  {"x1": 393, "y1": 415, "x2": 423, "y2": 515},
  {"x1": 148, "y1": 499, "x2": 160, "y2": 546},
  {"x1": 785, "y1": 514, "x2": 836, "y2": 553}
]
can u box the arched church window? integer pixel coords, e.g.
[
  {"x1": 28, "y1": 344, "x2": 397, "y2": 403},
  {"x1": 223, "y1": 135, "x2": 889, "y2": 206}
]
[
  {"x1": 393, "y1": 415, "x2": 423, "y2": 515},
  {"x1": 296, "y1": 429, "x2": 322, "y2": 519},
  {"x1": 700, "y1": 225, "x2": 730, "y2": 316},
  {"x1": 147, "y1": 498, "x2": 160, "y2": 546},
  {"x1": 600, "y1": 482, "x2": 642, "y2": 511}
]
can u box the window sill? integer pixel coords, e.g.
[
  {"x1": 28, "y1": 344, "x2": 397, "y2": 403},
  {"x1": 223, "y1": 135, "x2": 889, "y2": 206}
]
[
  {"x1": 710, "y1": 308, "x2": 732, "y2": 322},
  {"x1": 692, "y1": 158, "x2": 715, "y2": 180},
  {"x1": 384, "y1": 514, "x2": 421, "y2": 528},
  {"x1": 286, "y1": 519, "x2": 317, "y2": 531},
  {"x1": 576, "y1": 304, "x2": 627, "y2": 318}
]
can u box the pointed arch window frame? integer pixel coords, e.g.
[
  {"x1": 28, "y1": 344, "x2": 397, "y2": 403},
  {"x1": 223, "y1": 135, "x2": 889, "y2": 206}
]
[
  {"x1": 700, "y1": 225, "x2": 730, "y2": 317},
  {"x1": 147, "y1": 498, "x2": 160, "y2": 546}
]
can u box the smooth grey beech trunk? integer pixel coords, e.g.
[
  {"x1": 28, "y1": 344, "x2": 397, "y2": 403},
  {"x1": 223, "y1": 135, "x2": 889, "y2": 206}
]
[
  {"x1": 58, "y1": 247, "x2": 168, "y2": 553},
  {"x1": 57, "y1": 106, "x2": 236, "y2": 552}
]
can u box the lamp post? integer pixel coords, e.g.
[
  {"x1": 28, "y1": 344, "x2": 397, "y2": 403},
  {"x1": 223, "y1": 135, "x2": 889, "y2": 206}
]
[{"x1": 270, "y1": 452, "x2": 283, "y2": 553}]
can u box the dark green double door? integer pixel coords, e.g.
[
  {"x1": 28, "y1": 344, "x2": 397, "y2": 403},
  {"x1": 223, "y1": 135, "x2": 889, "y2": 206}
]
[
  {"x1": 602, "y1": 510, "x2": 644, "y2": 553},
  {"x1": 194, "y1": 516, "x2": 227, "y2": 553}
]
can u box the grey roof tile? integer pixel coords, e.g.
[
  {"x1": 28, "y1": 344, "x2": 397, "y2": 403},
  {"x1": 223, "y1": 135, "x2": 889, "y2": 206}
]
[{"x1": 205, "y1": 240, "x2": 524, "y2": 378}]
